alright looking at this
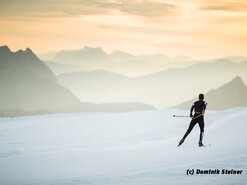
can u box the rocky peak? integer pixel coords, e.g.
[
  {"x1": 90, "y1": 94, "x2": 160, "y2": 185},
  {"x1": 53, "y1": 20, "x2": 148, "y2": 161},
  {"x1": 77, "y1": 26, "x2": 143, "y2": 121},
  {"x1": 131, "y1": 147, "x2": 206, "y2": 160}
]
[
  {"x1": 0, "y1": 45, "x2": 11, "y2": 52},
  {"x1": 0, "y1": 45, "x2": 12, "y2": 58},
  {"x1": 15, "y1": 47, "x2": 39, "y2": 61},
  {"x1": 227, "y1": 76, "x2": 246, "y2": 88}
]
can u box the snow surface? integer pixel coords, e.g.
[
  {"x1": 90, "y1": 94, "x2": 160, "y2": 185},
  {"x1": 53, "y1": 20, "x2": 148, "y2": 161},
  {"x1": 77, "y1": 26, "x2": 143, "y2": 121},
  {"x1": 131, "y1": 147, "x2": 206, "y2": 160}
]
[{"x1": 0, "y1": 108, "x2": 247, "y2": 185}]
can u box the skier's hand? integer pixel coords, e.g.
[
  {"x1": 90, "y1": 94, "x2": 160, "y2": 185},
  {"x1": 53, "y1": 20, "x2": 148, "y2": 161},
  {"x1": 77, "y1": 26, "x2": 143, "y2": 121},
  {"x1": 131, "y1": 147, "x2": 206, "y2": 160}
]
[
  {"x1": 190, "y1": 116, "x2": 193, "y2": 119},
  {"x1": 202, "y1": 111, "x2": 205, "y2": 115}
]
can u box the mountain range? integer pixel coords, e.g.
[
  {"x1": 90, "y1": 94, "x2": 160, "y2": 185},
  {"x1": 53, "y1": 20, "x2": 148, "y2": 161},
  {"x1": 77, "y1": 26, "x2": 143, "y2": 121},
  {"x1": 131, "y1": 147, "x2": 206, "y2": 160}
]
[
  {"x1": 0, "y1": 46, "x2": 82, "y2": 112},
  {"x1": 0, "y1": 46, "x2": 155, "y2": 117},
  {"x1": 40, "y1": 47, "x2": 247, "y2": 78},
  {"x1": 175, "y1": 76, "x2": 247, "y2": 110},
  {"x1": 57, "y1": 59, "x2": 247, "y2": 109},
  {"x1": 39, "y1": 47, "x2": 195, "y2": 64},
  {"x1": 1, "y1": 45, "x2": 246, "y2": 116},
  {"x1": 39, "y1": 47, "x2": 197, "y2": 76}
]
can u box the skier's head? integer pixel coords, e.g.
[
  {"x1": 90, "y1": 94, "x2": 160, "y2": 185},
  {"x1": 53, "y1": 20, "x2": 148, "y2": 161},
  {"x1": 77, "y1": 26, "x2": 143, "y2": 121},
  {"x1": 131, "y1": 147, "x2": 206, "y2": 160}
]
[{"x1": 199, "y1": 93, "x2": 204, "y2": 100}]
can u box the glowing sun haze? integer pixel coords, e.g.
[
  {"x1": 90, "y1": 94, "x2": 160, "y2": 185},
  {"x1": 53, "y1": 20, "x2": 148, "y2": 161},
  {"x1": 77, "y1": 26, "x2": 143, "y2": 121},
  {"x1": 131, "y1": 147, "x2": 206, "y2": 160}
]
[{"x1": 1, "y1": 0, "x2": 247, "y2": 59}]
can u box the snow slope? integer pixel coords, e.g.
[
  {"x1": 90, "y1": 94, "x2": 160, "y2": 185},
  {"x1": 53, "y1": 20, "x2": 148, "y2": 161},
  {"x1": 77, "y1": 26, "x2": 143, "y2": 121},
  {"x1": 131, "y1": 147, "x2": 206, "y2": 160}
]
[{"x1": 0, "y1": 108, "x2": 246, "y2": 185}]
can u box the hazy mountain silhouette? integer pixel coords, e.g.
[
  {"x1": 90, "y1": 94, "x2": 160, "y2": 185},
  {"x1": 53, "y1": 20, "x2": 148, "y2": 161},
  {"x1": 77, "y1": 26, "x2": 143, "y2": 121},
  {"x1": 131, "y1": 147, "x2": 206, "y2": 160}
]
[
  {"x1": 109, "y1": 50, "x2": 136, "y2": 62},
  {"x1": 44, "y1": 61, "x2": 81, "y2": 75},
  {"x1": 0, "y1": 46, "x2": 155, "y2": 116},
  {"x1": 39, "y1": 47, "x2": 196, "y2": 76},
  {"x1": 54, "y1": 47, "x2": 108, "y2": 64},
  {"x1": 39, "y1": 47, "x2": 247, "y2": 78},
  {"x1": 175, "y1": 76, "x2": 247, "y2": 110},
  {"x1": 57, "y1": 59, "x2": 247, "y2": 109},
  {"x1": 223, "y1": 56, "x2": 247, "y2": 63},
  {"x1": 0, "y1": 46, "x2": 83, "y2": 112},
  {"x1": 58, "y1": 70, "x2": 132, "y2": 95},
  {"x1": 40, "y1": 47, "x2": 194, "y2": 65}
]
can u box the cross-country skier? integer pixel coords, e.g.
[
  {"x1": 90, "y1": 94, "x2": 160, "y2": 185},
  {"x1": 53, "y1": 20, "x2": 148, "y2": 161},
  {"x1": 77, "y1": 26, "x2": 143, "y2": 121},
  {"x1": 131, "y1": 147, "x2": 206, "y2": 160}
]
[{"x1": 178, "y1": 93, "x2": 207, "y2": 147}]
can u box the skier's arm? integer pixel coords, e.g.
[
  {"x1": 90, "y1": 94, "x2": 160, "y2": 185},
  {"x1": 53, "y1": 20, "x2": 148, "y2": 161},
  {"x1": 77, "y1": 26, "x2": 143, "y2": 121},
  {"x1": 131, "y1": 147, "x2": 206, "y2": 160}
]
[
  {"x1": 190, "y1": 103, "x2": 195, "y2": 117},
  {"x1": 204, "y1": 101, "x2": 207, "y2": 110},
  {"x1": 202, "y1": 101, "x2": 208, "y2": 115}
]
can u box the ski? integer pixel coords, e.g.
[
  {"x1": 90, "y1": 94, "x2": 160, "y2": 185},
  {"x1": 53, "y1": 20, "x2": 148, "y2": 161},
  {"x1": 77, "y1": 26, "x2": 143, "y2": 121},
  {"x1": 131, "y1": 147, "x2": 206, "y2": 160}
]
[{"x1": 196, "y1": 144, "x2": 211, "y2": 147}]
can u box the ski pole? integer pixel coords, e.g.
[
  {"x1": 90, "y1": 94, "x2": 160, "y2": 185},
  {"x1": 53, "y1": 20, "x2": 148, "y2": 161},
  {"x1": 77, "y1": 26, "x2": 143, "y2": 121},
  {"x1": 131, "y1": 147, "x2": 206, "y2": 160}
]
[
  {"x1": 173, "y1": 115, "x2": 189, "y2": 117},
  {"x1": 173, "y1": 114, "x2": 203, "y2": 120},
  {"x1": 192, "y1": 114, "x2": 203, "y2": 120}
]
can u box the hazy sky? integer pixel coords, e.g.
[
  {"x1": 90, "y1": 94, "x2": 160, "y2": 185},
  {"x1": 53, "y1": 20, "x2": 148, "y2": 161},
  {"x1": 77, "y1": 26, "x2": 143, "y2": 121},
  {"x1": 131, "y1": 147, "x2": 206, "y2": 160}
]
[{"x1": 1, "y1": 0, "x2": 247, "y2": 59}]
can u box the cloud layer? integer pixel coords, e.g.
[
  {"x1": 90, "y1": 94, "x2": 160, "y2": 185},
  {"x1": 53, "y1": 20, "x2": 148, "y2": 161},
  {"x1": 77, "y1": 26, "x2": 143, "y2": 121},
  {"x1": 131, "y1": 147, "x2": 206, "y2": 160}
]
[
  {"x1": 0, "y1": 0, "x2": 179, "y2": 17},
  {"x1": 200, "y1": 1, "x2": 247, "y2": 12},
  {"x1": 1, "y1": 0, "x2": 247, "y2": 59}
]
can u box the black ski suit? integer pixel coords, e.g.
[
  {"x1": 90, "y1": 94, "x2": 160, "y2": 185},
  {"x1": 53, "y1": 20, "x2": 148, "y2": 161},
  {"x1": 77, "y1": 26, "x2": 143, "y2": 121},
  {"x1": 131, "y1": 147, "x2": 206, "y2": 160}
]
[{"x1": 182, "y1": 100, "x2": 207, "y2": 143}]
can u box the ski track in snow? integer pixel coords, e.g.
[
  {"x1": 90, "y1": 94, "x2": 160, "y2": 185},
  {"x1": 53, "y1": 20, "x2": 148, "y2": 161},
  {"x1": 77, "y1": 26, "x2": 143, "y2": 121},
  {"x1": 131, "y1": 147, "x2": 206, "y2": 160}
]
[{"x1": 0, "y1": 108, "x2": 246, "y2": 185}]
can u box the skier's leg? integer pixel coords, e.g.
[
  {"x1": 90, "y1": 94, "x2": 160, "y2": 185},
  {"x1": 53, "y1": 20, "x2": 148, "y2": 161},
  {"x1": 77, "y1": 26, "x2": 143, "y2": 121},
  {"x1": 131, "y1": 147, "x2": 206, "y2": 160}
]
[
  {"x1": 198, "y1": 116, "x2": 205, "y2": 146},
  {"x1": 182, "y1": 119, "x2": 197, "y2": 140},
  {"x1": 178, "y1": 120, "x2": 197, "y2": 146}
]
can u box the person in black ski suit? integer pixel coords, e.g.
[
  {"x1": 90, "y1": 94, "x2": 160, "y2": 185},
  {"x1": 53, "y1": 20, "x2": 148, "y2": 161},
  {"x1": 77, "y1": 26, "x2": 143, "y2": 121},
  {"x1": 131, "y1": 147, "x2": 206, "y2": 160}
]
[{"x1": 178, "y1": 94, "x2": 207, "y2": 147}]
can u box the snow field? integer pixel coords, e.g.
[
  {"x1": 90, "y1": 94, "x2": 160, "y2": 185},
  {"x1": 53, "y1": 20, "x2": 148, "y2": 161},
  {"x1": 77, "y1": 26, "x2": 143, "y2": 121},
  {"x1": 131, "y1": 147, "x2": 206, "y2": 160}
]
[{"x1": 0, "y1": 108, "x2": 246, "y2": 185}]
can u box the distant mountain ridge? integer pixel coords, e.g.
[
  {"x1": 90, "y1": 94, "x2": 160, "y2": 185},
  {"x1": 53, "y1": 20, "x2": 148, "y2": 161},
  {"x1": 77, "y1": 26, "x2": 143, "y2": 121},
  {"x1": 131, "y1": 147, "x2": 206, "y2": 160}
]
[
  {"x1": 39, "y1": 47, "x2": 247, "y2": 78},
  {"x1": 44, "y1": 61, "x2": 80, "y2": 75},
  {"x1": 0, "y1": 45, "x2": 82, "y2": 112},
  {"x1": 40, "y1": 46, "x2": 194, "y2": 64},
  {"x1": 175, "y1": 76, "x2": 247, "y2": 110},
  {"x1": 0, "y1": 46, "x2": 155, "y2": 116},
  {"x1": 39, "y1": 47, "x2": 196, "y2": 76},
  {"x1": 54, "y1": 47, "x2": 108, "y2": 64},
  {"x1": 3, "y1": 45, "x2": 246, "y2": 114},
  {"x1": 57, "y1": 59, "x2": 247, "y2": 109}
]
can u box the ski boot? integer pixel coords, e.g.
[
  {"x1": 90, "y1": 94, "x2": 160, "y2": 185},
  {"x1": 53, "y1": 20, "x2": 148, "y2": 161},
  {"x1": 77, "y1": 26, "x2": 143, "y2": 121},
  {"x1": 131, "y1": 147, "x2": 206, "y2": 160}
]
[
  {"x1": 178, "y1": 139, "x2": 184, "y2": 147},
  {"x1": 199, "y1": 140, "x2": 204, "y2": 147}
]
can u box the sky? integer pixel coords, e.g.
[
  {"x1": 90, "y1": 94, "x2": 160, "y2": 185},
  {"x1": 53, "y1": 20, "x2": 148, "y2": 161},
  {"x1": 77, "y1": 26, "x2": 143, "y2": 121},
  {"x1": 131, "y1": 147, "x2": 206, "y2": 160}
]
[{"x1": 0, "y1": 0, "x2": 247, "y2": 59}]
